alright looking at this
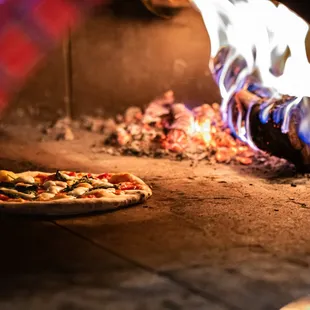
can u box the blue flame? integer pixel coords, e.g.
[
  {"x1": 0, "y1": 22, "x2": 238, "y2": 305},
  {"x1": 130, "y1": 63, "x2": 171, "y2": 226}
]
[
  {"x1": 212, "y1": 47, "x2": 310, "y2": 150},
  {"x1": 259, "y1": 100, "x2": 274, "y2": 124},
  {"x1": 297, "y1": 97, "x2": 310, "y2": 145},
  {"x1": 245, "y1": 102, "x2": 260, "y2": 151},
  {"x1": 247, "y1": 83, "x2": 274, "y2": 98}
]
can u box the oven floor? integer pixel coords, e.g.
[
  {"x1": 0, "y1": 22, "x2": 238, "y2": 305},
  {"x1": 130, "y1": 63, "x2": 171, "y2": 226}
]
[{"x1": 1, "y1": 127, "x2": 310, "y2": 309}]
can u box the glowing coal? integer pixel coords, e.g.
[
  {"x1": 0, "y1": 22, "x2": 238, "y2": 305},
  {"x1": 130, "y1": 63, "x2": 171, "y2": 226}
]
[
  {"x1": 42, "y1": 90, "x2": 290, "y2": 171},
  {"x1": 96, "y1": 91, "x2": 257, "y2": 165}
]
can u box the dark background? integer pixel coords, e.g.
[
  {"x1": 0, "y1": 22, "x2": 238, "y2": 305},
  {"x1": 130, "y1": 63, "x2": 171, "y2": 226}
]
[
  {"x1": 3, "y1": 0, "x2": 310, "y2": 125},
  {"x1": 4, "y1": 2, "x2": 219, "y2": 125}
]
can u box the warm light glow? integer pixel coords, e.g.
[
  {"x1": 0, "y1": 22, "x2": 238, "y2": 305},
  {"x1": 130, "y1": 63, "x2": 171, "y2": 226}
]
[
  {"x1": 189, "y1": 119, "x2": 212, "y2": 145},
  {"x1": 280, "y1": 296, "x2": 310, "y2": 309},
  {"x1": 192, "y1": 0, "x2": 310, "y2": 146},
  {"x1": 192, "y1": 0, "x2": 310, "y2": 97}
]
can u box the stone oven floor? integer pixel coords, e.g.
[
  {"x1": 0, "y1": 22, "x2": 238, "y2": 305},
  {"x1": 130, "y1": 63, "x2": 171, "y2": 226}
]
[{"x1": 1, "y1": 126, "x2": 310, "y2": 309}]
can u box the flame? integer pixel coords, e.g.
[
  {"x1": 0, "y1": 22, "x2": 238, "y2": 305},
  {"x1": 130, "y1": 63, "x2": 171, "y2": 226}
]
[
  {"x1": 191, "y1": 0, "x2": 310, "y2": 146},
  {"x1": 189, "y1": 119, "x2": 212, "y2": 145},
  {"x1": 192, "y1": 0, "x2": 310, "y2": 96}
]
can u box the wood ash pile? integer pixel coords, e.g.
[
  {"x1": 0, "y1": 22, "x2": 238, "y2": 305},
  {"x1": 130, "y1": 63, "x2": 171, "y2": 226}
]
[{"x1": 41, "y1": 91, "x2": 291, "y2": 170}]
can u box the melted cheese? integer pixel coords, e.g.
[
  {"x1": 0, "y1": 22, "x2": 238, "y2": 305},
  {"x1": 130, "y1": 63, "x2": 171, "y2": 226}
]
[
  {"x1": 90, "y1": 179, "x2": 115, "y2": 188},
  {"x1": 38, "y1": 193, "x2": 55, "y2": 201},
  {"x1": 93, "y1": 182, "x2": 115, "y2": 189},
  {"x1": 68, "y1": 187, "x2": 89, "y2": 197},
  {"x1": 13, "y1": 176, "x2": 35, "y2": 184},
  {"x1": 77, "y1": 183, "x2": 92, "y2": 189},
  {"x1": 43, "y1": 181, "x2": 56, "y2": 189},
  {"x1": 67, "y1": 180, "x2": 75, "y2": 187},
  {"x1": 54, "y1": 181, "x2": 67, "y2": 188},
  {"x1": 60, "y1": 173, "x2": 75, "y2": 181},
  {"x1": 90, "y1": 179, "x2": 104, "y2": 186},
  {"x1": 0, "y1": 170, "x2": 17, "y2": 182},
  {"x1": 47, "y1": 186, "x2": 64, "y2": 194}
]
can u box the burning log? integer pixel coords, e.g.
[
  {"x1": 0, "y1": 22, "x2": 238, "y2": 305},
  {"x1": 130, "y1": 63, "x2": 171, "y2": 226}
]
[
  {"x1": 193, "y1": 0, "x2": 310, "y2": 171},
  {"x1": 236, "y1": 89, "x2": 310, "y2": 172}
]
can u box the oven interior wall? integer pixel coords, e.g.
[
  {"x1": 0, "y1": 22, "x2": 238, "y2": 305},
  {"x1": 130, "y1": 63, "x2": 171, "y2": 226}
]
[
  {"x1": 3, "y1": 2, "x2": 220, "y2": 125},
  {"x1": 2, "y1": 3, "x2": 310, "y2": 308}
]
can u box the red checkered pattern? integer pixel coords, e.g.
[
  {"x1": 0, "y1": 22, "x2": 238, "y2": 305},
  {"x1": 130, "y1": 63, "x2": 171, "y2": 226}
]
[
  {"x1": 33, "y1": 0, "x2": 81, "y2": 39},
  {"x1": 0, "y1": 25, "x2": 42, "y2": 78},
  {"x1": 0, "y1": 0, "x2": 111, "y2": 111},
  {"x1": 0, "y1": 90, "x2": 8, "y2": 109}
]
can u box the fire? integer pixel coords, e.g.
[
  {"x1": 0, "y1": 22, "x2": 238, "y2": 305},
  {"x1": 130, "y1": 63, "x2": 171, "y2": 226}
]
[
  {"x1": 191, "y1": 0, "x2": 310, "y2": 146},
  {"x1": 188, "y1": 119, "x2": 212, "y2": 145},
  {"x1": 74, "y1": 90, "x2": 256, "y2": 166}
]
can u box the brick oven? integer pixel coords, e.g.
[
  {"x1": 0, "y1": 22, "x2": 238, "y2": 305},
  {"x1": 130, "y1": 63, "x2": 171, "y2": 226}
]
[{"x1": 1, "y1": 1, "x2": 310, "y2": 309}]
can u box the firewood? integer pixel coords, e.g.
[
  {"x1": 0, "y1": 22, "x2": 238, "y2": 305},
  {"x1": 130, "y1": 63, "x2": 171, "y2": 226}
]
[{"x1": 236, "y1": 89, "x2": 310, "y2": 172}]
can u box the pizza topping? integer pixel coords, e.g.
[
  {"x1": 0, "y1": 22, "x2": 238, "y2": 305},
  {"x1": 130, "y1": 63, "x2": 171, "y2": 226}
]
[
  {"x1": 114, "y1": 189, "x2": 122, "y2": 195},
  {"x1": 37, "y1": 193, "x2": 56, "y2": 201},
  {"x1": 0, "y1": 170, "x2": 17, "y2": 182},
  {"x1": 43, "y1": 181, "x2": 56, "y2": 189},
  {"x1": 0, "y1": 182, "x2": 15, "y2": 188},
  {"x1": 89, "y1": 179, "x2": 102, "y2": 186},
  {"x1": 66, "y1": 171, "x2": 77, "y2": 177},
  {"x1": 43, "y1": 181, "x2": 66, "y2": 194},
  {"x1": 119, "y1": 182, "x2": 142, "y2": 190},
  {"x1": 64, "y1": 180, "x2": 72, "y2": 187},
  {"x1": 0, "y1": 188, "x2": 35, "y2": 200},
  {"x1": 0, "y1": 189, "x2": 19, "y2": 199},
  {"x1": 0, "y1": 171, "x2": 151, "y2": 207},
  {"x1": 13, "y1": 175, "x2": 35, "y2": 184},
  {"x1": 97, "y1": 173, "x2": 112, "y2": 180},
  {"x1": 54, "y1": 181, "x2": 68, "y2": 188},
  {"x1": 92, "y1": 182, "x2": 116, "y2": 189},
  {"x1": 47, "y1": 185, "x2": 64, "y2": 194},
  {"x1": 0, "y1": 194, "x2": 9, "y2": 201},
  {"x1": 76, "y1": 182, "x2": 93, "y2": 189},
  {"x1": 35, "y1": 173, "x2": 54, "y2": 183},
  {"x1": 86, "y1": 189, "x2": 117, "y2": 198},
  {"x1": 68, "y1": 187, "x2": 89, "y2": 197},
  {"x1": 55, "y1": 170, "x2": 73, "y2": 181},
  {"x1": 15, "y1": 183, "x2": 38, "y2": 193},
  {"x1": 62, "y1": 177, "x2": 91, "y2": 193}
]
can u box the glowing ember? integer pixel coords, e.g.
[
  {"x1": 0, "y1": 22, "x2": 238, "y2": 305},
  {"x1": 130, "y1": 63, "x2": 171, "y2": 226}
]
[
  {"x1": 44, "y1": 91, "x2": 290, "y2": 169},
  {"x1": 97, "y1": 91, "x2": 256, "y2": 165},
  {"x1": 190, "y1": 119, "x2": 212, "y2": 146}
]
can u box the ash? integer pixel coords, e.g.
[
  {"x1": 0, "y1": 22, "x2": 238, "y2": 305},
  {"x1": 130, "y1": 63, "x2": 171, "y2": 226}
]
[{"x1": 42, "y1": 91, "x2": 291, "y2": 169}]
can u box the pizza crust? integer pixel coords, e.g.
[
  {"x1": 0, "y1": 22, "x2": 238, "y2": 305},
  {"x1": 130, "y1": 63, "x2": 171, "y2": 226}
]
[{"x1": 0, "y1": 171, "x2": 152, "y2": 216}]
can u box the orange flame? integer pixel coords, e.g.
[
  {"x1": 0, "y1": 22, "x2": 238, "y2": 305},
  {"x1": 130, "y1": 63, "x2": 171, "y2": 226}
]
[{"x1": 189, "y1": 119, "x2": 212, "y2": 145}]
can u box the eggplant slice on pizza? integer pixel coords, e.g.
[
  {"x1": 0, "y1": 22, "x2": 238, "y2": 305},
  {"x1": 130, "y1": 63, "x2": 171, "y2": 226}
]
[{"x1": 0, "y1": 170, "x2": 152, "y2": 216}]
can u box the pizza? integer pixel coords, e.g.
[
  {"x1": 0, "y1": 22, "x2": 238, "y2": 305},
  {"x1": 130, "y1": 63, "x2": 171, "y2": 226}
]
[{"x1": 0, "y1": 170, "x2": 152, "y2": 216}]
